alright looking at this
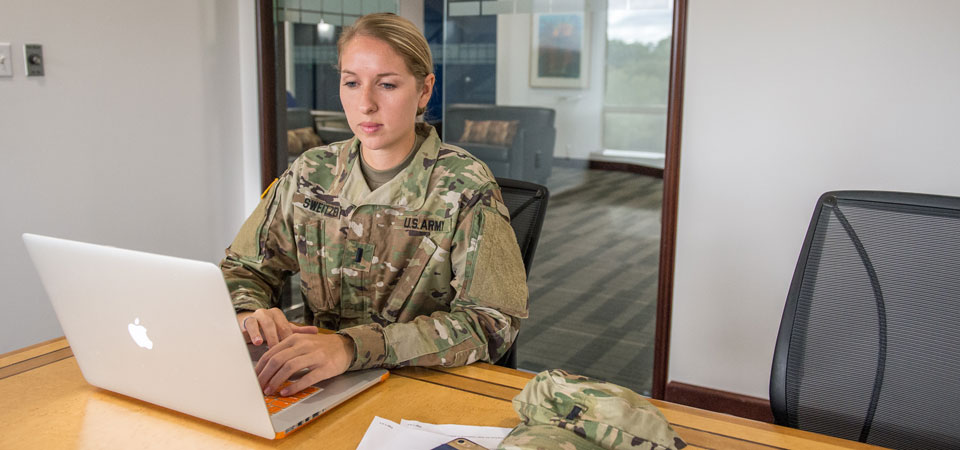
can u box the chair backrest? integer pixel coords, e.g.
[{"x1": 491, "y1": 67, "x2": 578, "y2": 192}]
[
  {"x1": 771, "y1": 191, "x2": 960, "y2": 449},
  {"x1": 286, "y1": 107, "x2": 315, "y2": 130},
  {"x1": 444, "y1": 104, "x2": 556, "y2": 145},
  {"x1": 496, "y1": 177, "x2": 550, "y2": 276},
  {"x1": 445, "y1": 105, "x2": 557, "y2": 184}
]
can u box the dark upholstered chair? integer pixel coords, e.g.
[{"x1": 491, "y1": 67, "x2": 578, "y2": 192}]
[
  {"x1": 444, "y1": 104, "x2": 556, "y2": 186},
  {"x1": 287, "y1": 107, "x2": 315, "y2": 131},
  {"x1": 493, "y1": 178, "x2": 550, "y2": 369},
  {"x1": 286, "y1": 108, "x2": 353, "y2": 152},
  {"x1": 771, "y1": 191, "x2": 960, "y2": 449}
]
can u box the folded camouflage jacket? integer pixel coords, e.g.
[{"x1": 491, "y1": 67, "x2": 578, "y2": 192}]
[
  {"x1": 500, "y1": 370, "x2": 687, "y2": 450},
  {"x1": 220, "y1": 124, "x2": 529, "y2": 370}
]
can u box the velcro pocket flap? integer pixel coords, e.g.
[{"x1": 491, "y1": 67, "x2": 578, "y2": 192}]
[{"x1": 380, "y1": 236, "x2": 438, "y2": 322}]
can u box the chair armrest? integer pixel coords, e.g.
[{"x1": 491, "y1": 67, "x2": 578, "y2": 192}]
[
  {"x1": 316, "y1": 127, "x2": 354, "y2": 144},
  {"x1": 509, "y1": 129, "x2": 526, "y2": 179}
]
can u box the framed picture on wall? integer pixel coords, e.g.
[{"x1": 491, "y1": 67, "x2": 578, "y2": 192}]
[{"x1": 530, "y1": 12, "x2": 589, "y2": 88}]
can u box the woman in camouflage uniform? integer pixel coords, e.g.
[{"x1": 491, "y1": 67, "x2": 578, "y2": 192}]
[{"x1": 221, "y1": 13, "x2": 528, "y2": 397}]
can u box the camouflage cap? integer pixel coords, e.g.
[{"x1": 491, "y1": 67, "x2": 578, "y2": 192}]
[
  {"x1": 499, "y1": 370, "x2": 687, "y2": 450},
  {"x1": 500, "y1": 423, "x2": 604, "y2": 450}
]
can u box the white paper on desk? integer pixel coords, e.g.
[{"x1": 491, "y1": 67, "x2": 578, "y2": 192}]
[
  {"x1": 355, "y1": 416, "x2": 513, "y2": 450},
  {"x1": 400, "y1": 419, "x2": 512, "y2": 449},
  {"x1": 355, "y1": 416, "x2": 459, "y2": 450}
]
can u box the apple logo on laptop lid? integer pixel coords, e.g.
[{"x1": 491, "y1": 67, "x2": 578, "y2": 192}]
[{"x1": 128, "y1": 318, "x2": 154, "y2": 349}]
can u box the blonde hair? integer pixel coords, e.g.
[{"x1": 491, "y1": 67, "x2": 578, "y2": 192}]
[{"x1": 337, "y1": 13, "x2": 434, "y2": 115}]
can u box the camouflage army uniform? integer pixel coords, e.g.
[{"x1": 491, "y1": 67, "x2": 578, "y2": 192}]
[
  {"x1": 499, "y1": 370, "x2": 687, "y2": 450},
  {"x1": 220, "y1": 124, "x2": 528, "y2": 371}
]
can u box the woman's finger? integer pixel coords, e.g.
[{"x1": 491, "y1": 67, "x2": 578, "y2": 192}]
[
  {"x1": 256, "y1": 345, "x2": 300, "y2": 392},
  {"x1": 266, "y1": 354, "x2": 316, "y2": 395},
  {"x1": 281, "y1": 370, "x2": 329, "y2": 397},
  {"x1": 245, "y1": 316, "x2": 264, "y2": 346},
  {"x1": 264, "y1": 308, "x2": 291, "y2": 345},
  {"x1": 291, "y1": 325, "x2": 319, "y2": 335}
]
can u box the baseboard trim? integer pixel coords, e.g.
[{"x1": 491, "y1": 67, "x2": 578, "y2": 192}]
[
  {"x1": 552, "y1": 157, "x2": 665, "y2": 179},
  {"x1": 551, "y1": 157, "x2": 591, "y2": 169},
  {"x1": 588, "y1": 160, "x2": 664, "y2": 179},
  {"x1": 664, "y1": 381, "x2": 774, "y2": 423}
]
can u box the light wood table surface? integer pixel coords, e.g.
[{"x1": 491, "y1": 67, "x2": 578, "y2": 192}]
[{"x1": 0, "y1": 337, "x2": 884, "y2": 449}]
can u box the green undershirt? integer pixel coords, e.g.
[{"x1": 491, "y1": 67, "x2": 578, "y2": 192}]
[{"x1": 360, "y1": 133, "x2": 426, "y2": 191}]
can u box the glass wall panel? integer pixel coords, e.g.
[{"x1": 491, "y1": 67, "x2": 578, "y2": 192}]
[
  {"x1": 267, "y1": 2, "x2": 673, "y2": 396},
  {"x1": 602, "y1": 0, "x2": 672, "y2": 166},
  {"x1": 441, "y1": 0, "x2": 672, "y2": 395},
  {"x1": 603, "y1": 110, "x2": 667, "y2": 154}
]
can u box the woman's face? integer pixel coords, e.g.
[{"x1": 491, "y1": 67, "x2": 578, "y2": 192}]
[{"x1": 339, "y1": 35, "x2": 434, "y2": 155}]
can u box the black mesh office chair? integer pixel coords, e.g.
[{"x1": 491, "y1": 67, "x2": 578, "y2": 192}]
[
  {"x1": 770, "y1": 191, "x2": 960, "y2": 449},
  {"x1": 493, "y1": 177, "x2": 550, "y2": 369}
]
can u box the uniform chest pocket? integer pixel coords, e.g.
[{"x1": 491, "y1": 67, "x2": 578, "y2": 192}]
[
  {"x1": 296, "y1": 221, "x2": 337, "y2": 311},
  {"x1": 380, "y1": 236, "x2": 439, "y2": 323}
]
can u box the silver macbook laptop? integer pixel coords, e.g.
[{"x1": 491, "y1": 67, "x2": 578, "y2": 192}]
[{"x1": 22, "y1": 233, "x2": 388, "y2": 439}]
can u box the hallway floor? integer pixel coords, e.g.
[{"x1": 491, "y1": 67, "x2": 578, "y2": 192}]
[{"x1": 517, "y1": 166, "x2": 663, "y2": 395}]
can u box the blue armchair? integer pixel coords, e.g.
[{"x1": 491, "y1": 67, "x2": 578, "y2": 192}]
[{"x1": 443, "y1": 104, "x2": 556, "y2": 185}]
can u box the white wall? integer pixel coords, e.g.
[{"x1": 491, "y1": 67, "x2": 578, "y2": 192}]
[
  {"x1": 398, "y1": 0, "x2": 425, "y2": 32},
  {"x1": 0, "y1": 0, "x2": 261, "y2": 353},
  {"x1": 496, "y1": 10, "x2": 606, "y2": 160},
  {"x1": 669, "y1": 0, "x2": 960, "y2": 398}
]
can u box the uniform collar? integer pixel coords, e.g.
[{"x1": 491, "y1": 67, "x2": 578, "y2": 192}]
[{"x1": 336, "y1": 123, "x2": 439, "y2": 210}]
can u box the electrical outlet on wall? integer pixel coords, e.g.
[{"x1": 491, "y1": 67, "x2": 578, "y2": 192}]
[
  {"x1": 0, "y1": 43, "x2": 13, "y2": 77},
  {"x1": 24, "y1": 44, "x2": 44, "y2": 76}
]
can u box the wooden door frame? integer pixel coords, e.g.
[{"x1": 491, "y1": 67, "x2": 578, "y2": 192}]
[
  {"x1": 256, "y1": 0, "x2": 287, "y2": 191},
  {"x1": 652, "y1": 0, "x2": 688, "y2": 400},
  {"x1": 254, "y1": 0, "x2": 690, "y2": 400}
]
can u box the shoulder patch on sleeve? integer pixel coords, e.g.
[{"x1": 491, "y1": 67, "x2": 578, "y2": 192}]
[
  {"x1": 230, "y1": 181, "x2": 279, "y2": 259},
  {"x1": 466, "y1": 209, "x2": 529, "y2": 318}
]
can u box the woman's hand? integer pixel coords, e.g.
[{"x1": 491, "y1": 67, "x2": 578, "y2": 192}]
[
  {"x1": 237, "y1": 308, "x2": 319, "y2": 348},
  {"x1": 254, "y1": 333, "x2": 355, "y2": 396}
]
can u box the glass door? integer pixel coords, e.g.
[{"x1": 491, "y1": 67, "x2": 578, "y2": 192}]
[
  {"x1": 441, "y1": 0, "x2": 673, "y2": 395},
  {"x1": 261, "y1": 1, "x2": 676, "y2": 396}
]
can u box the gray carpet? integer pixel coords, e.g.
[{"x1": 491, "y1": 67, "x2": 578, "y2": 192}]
[{"x1": 517, "y1": 166, "x2": 662, "y2": 396}]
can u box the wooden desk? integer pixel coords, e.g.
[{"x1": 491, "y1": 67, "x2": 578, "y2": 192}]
[{"x1": 0, "y1": 338, "x2": 883, "y2": 449}]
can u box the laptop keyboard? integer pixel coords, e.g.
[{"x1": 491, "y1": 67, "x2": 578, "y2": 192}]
[{"x1": 264, "y1": 382, "x2": 321, "y2": 415}]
